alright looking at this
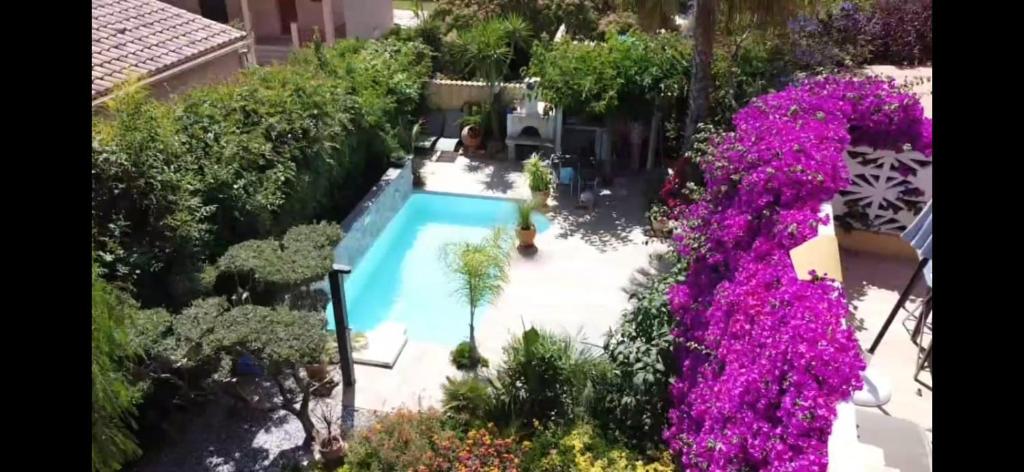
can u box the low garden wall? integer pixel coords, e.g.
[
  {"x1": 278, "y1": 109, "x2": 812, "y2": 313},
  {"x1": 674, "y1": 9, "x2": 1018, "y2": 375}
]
[
  {"x1": 334, "y1": 160, "x2": 412, "y2": 268},
  {"x1": 425, "y1": 79, "x2": 526, "y2": 110}
]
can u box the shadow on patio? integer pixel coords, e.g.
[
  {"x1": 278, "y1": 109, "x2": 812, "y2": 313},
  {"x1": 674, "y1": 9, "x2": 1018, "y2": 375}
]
[
  {"x1": 839, "y1": 246, "x2": 932, "y2": 470},
  {"x1": 546, "y1": 175, "x2": 652, "y2": 253}
]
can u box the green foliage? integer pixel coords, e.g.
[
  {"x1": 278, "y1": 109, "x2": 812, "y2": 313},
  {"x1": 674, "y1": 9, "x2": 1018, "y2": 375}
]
[
  {"x1": 92, "y1": 264, "x2": 144, "y2": 472},
  {"x1": 344, "y1": 409, "x2": 453, "y2": 472},
  {"x1": 491, "y1": 328, "x2": 603, "y2": 428},
  {"x1": 208, "y1": 222, "x2": 341, "y2": 309},
  {"x1": 439, "y1": 227, "x2": 514, "y2": 347},
  {"x1": 432, "y1": 0, "x2": 611, "y2": 42},
  {"x1": 152, "y1": 298, "x2": 326, "y2": 376},
  {"x1": 93, "y1": 38, "x2": 431, "y2": 309},
  {"x1": 450, "y1": 340, "x2": 490, "y2": 371},
  {"x1": 451, "y1": 17, "x2": 522, "y2": 83},
  {"x1": 523, "y1": 155, "x2": 553, "y2": 193},
  {"x1": 529, "y1": 32, "x2": 692, "y2": 119},
  {"x1": 521, "y1": 423, "x2": 674, "y2": 471},
  {"x1": 441, "y1": 376, "x2": 496, "y2": 429},
  {"x1": 590, "y1": 252, "x2": 684, "y2": 452},
  {"x1": 458, "y1": 102, "x2": 494, "y2": 139},
  {"x1": 622, "y1": 0, "x2": 683, "y2": 33},
  {"x1": 515, "y1": 199, "x2": 537, "y2": 230},
  {"x1": 708, "y1": 31, "x2": 793, "y2": 127},
  {"x1": 92, "y1": 82, "x2": 213, "y2": 307}
]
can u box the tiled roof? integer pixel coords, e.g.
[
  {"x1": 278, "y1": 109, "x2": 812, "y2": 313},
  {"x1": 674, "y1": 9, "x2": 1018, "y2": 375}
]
[{"x1": 92, "y1": 0, "x2": 247, "y2": 101}]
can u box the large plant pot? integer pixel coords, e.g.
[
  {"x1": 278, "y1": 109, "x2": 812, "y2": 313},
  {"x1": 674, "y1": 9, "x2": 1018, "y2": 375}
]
[
  {"x1": 305, "y1": 363, "x2": 328, "y2": 382},
  {"x1": 461, "y1": 125, "x2": 483, "y2": 151},
  {"x1": 318, "y1": 436, "x2": 347, "y2": 462},
  {"x1": 517, "y1": 226, "x2": 537, "y2": 248},
  {"x1": 531, "y1": 190, "x2": 550, "y2": 208}
]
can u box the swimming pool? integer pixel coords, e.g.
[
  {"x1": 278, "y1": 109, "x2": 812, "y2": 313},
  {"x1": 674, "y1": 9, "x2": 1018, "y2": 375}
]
[{"x1": 326, "y1": 192, "x2": 551, "y2": 345}]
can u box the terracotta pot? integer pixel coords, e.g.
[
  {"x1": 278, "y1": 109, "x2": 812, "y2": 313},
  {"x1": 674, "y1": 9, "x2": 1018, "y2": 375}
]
[
  {"x1": 461, "y1": 125, "x2": 482, "y2": 151},
  {"x1": 531, "y1": 190, "x2": 550, "y2": 208},
  {"x1": 517, "y1": 226, "x2": 537, "y2": 248},
  {"x1": 319, "y1": 436, "x2": 347, "y2": 462},
  {"x1": 305, "y1": 363, "x2": 328, "y2": 382}
]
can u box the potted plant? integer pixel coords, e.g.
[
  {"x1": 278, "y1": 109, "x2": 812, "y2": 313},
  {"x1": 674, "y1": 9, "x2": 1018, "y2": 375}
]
[
  {"x1": 313, "y1": 402, "x2": 348, "y2": 464},
  {"x1": 647, "y1": 203, "x2": 670, "y2": 235},
  {"x1": 523, "y1": 154, "x2": 553, "y2": 207},
  {"x1": 460, "y1": 108, "x2": 485, "y2": 152},
  {"x1": 515, "y1": 199, "x2": 538, "y2": 248},
  {"x1": 304, "y1": 338, "x2": 332, "y2": 383},
  {"x1": 306, "y1": 333, "x2": 339, "y2": 389}
]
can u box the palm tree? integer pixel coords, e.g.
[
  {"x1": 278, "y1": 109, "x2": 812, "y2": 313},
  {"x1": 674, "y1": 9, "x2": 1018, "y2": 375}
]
[
  {"x1": 440, "y1": 227, "x2": 515, "y2": 354},
  {"x1": 453, "y1": 16, "x2": 533, "y2": 141},
  {"x1": 684, "y1": 0, "x2": 812, "y2": 143}
]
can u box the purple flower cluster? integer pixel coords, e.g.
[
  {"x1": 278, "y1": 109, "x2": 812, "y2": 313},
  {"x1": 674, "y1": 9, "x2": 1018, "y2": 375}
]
[{"x1": 662, "y1": 75, "x2": 932, "y2": 471}]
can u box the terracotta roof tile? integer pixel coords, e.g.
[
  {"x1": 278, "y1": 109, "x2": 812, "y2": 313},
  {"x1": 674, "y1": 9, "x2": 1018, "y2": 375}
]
[{"x1": 92, "y1": 0, "x2": 247, "y2": 101}]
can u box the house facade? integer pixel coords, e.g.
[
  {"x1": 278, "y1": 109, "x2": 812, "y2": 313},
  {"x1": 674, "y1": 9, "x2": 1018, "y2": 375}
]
[
  {"x1": 92, "y1": 0, "x2": 252, "y2": 109},
  {"x1": 161, "y1": 0, "x2": 394, "y2": 64}
]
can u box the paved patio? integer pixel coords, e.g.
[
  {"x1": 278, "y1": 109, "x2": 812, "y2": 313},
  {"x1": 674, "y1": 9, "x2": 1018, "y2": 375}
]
[{"x1": 841, "y1": 247, "x2": 932, "y2": 455}]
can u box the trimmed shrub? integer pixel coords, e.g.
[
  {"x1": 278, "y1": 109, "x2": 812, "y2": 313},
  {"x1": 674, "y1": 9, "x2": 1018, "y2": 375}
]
[{"x1": 450, "y1": 340, "x2": 490, "y2": 371}]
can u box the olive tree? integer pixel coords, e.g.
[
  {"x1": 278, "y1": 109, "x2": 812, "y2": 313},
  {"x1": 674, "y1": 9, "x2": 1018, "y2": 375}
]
[
  {"x1": 136, "y1": 223, "x2": 343, "y2": 446},
  {"x1": 158, "y1": 299, "x2": 327, "y2": 445}
]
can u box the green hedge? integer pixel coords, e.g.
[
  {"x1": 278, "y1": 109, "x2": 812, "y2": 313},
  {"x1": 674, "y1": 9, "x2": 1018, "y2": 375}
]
[{"x1": 92, "y1": 39, "x2": 431, "y2": 308}]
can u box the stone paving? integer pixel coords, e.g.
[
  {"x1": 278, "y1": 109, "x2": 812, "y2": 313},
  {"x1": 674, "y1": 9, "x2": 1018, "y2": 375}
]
[{"x1": 842, "y1": 248, "x2": 932, "y2": 436}]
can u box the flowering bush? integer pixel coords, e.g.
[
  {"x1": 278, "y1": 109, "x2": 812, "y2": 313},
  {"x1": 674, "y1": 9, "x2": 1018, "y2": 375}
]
[
  {"x1": 344, "y1": 409, "x2": 453, "y2": 471},
  {"x1": 662, "y1": 75, "x2": 932, "y2": 471},
  {"x1": 417, "y1": 427, "x2": 523, "y2": 472}
]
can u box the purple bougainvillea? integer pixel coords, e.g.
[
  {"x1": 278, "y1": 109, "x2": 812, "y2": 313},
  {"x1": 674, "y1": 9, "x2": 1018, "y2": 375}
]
[{"x1": 662, "y1": 75, "x2": 932, "y2": 471}]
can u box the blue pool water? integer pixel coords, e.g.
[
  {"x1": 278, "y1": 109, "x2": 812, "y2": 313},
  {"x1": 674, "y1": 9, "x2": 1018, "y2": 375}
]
[{"x1": 326, "y1": 192, "x2": 551, "y2": 346}]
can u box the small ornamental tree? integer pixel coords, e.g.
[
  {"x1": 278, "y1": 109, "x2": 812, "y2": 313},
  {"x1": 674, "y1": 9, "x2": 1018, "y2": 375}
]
[
  {"x1": 154, "y1": 299, "x2": 327, "y2": 445},
  {"x1": 136, "y1": 222, "x2": 343, "y2": 447},
  {"x1": 205, "y1": 222, "x2": 342, "y2": 310},
  {"x1": 440, "y1": 227, "x2": 514, "y2": 355}
]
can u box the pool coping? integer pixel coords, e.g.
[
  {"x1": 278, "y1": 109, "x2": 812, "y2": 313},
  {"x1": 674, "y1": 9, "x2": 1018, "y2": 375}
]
[{"x1": 413, "y1": 188, "x2": 529, "y2": 203}]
